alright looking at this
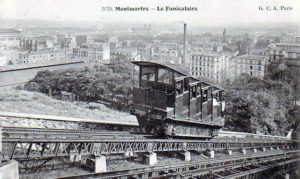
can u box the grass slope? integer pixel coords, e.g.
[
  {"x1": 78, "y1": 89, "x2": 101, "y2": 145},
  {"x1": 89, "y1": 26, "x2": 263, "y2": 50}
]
[{"x1": 0, "y1": 89, "x2": 137, "y2": 124}]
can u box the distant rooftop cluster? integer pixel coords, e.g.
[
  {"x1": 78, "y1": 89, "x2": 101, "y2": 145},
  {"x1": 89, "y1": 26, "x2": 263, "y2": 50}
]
[{"x1": 0, "y1": 26, "x2": 299, "y2": 85}]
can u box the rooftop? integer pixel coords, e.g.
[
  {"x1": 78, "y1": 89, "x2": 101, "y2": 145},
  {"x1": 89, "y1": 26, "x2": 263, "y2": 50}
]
[
  {"x1": 286, "y1": 49, "x2": 300, "y2": 53},
  {"x1": 276, "y1": 43, "x2": 300, "y2": 47},
  {"x1": 0, "y1": 28, "x2": 21, "y2": 34},
  {"x1": 236, "y1": 54, "x2": 266, "y2": 60},
  {"x1": 191, "y1": 52, "x2": 224, "y2": 57}
]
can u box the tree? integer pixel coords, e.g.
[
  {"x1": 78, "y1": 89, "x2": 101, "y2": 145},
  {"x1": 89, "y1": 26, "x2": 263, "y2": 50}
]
[
  {"x1": 224, "y1": 73, "x2": 296, "y2": 136},
  {"x1": 25, "y1": 59, "x2": 136, "y2": 102}
]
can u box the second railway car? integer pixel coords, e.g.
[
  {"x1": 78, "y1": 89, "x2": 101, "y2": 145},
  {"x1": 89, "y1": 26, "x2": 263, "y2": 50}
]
[{"x1": 130, "y1": 61, "x2": 225, "y2": 138}]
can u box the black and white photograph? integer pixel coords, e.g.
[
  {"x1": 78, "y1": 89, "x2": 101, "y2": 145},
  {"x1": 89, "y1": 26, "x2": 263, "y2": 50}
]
[{"x1": 0, "y1": 0, "x2": 299, "y2": 178}]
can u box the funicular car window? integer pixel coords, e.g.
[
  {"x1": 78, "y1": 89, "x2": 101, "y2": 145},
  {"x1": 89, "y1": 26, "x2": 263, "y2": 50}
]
[
  {"x1": 191, "y1": 85, "x2": 197, "y2": 98},
  {"x1": 197, "y1": 84, "x2": 201, "y2": 96},
  {"x1": 183, "y1": 78, "x2": 189, "y2": 92},
  {"x1": 176, "y1": 81, "x2": 183, "y2": 95},
  {"x1": 202, "y1": 89, "x2": 208, "y2": 102},
  {"x1": 141, "y1": 66, "x2": 155, "y2": 81},
  {"x1": 158, "y1": 68, "x2": 173, "y2": 84},
  {"x1": 214, "y1": 91, "x2": 221, "y2": 101}
]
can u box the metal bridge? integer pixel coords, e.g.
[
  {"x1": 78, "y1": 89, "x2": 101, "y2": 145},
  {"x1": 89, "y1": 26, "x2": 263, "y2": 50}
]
[
  {"x1": 0, "y1": 127, "x2": 296, "y2": 160},
  {"x1": 0, "y1": 127, "x2": 299, "y2": 179}
]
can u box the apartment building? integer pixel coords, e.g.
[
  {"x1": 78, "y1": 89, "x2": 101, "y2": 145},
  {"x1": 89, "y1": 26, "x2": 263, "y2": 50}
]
[{"x1": 190, "y1": 53, "x2": 226, "y2": 83}]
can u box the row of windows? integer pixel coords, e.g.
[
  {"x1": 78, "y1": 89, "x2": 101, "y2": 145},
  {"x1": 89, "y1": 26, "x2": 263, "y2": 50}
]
[
  {"x1": 236, "y1": 65, "x2": 263, "y2": 71},
  {"x1": 191, "y1": 71, "x2": 221, "y2": 79},
  {"x1": 192, "y1": 56, "x2": 220, "y2": 62},
  {"x1": 236, "y1": 71, "x2": 263, "y2": 76},
  {"x1": 192, "y1": 55, "x2": 219, "y2": 61},
  {"x1": 191, "y1": 62, "x2": 222, "y2": 67},
  {"x1": 235, "y1": 59, "x2": 263, "y2": 65}
]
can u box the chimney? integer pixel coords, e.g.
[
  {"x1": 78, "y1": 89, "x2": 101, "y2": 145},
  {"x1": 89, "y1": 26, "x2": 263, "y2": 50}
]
[{"x1": 183, "y1": 23, "x2": 186, "y2": 65}]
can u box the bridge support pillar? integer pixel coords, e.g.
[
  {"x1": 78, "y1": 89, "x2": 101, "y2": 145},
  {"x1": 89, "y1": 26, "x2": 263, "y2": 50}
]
[
  {"x1": 270, "y1": 146, "x2": 274, "y2": 150},
  {"x1": 86, "y1": 155, "x2": 107, "y2": 173},
  {"x1": 70, "y1": 151, "x2": 81, "y2": 162},
  {"x1": 261, "y1": 147, "x2": 266, "y2": 152},
  {"x1": 179, "y1": 151, "x2": 191, "y2": 161},
  {"x1": 284, "y1": 173, "x2": 290, "y2": 179},
  {"x1": 277, "y1": 146, "x2": 280, "y2": 150},
  {"x1": 252, "y1": 148, "x2": 257, "y2": 153},
  {"x1": 124, "y1": 151, "x2": 134, "y2": 158},
  {"x1": 224, "y1": 149, "x2": 232, "y2": 155},
  {"x1": 145, "y1": 152, "x2": 157, "y2": 166},
  {"x1": 0, "y1": 160, "x2": 19, "y2": 179},
  {"x1": 240, "y1": 148, "x2": 247, "y2": 155},
  {"x1": 204, "y1": 150, "x2": 214, "y2": 158}
]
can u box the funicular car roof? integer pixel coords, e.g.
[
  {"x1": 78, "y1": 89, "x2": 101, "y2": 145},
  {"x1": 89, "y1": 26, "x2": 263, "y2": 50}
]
[{"x1": 132, "y1": 61, "x2": 223, "y2": 90}]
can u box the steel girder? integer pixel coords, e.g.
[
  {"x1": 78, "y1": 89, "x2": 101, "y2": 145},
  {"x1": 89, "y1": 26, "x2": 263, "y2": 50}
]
[{"x1": 0, "y1": 138, "x2": 296, "y2": 159}]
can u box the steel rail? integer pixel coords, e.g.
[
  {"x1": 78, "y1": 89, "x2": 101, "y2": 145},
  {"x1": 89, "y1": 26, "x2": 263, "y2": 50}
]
[
  {"x1": 179, "y1": 151, "x2": 300, "y2": 178},
  {"x1": 1, "y1": 127, "x2": 154, "y2": 144},
  {"x1": 57, "y1": 150, "x2": 300, "y2": 179},
  {"x1": 1, "y1": 127, "x2": 130, "y2": 135}
]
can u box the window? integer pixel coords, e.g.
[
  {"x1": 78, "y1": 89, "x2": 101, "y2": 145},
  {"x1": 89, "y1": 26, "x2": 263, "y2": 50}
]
[
  {"x1": 191, "y1": 86, "x2": 197, "y2": 98},
  {"x1": 158, "y1": 68, "x2": 173, "y2": 84},
  {"x1": 197, "y1": 85, "x2": 201, "y2": 96},
  {"x1": 202, "y1": 89, "x2": 208, "y2": 102},
  {"x1": 141, "y1": 66, "x2": 155, "y2": 81},
  {"x1": 184, "y1": 78, "x2": 189, "y2": 91},
  {"x1": 176, "y1": 81, "x2": 183, "y2": 95}
]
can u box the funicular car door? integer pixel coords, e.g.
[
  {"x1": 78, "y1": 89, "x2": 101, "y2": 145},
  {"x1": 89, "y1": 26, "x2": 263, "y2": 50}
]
[
  {"x1": 189, "y1": 81, "x2": 202, "y2": 121},
  {"x1": 174, "y1": 76, "x2": 189, "y2": 118},
  {"x1": 201, "y1": 85, "x2": 212, "y2": 123}
]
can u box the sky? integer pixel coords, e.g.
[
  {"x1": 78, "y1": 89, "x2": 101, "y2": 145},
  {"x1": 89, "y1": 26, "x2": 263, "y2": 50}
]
[{"x1": 0, "y1": 0, "x2": 299, "y2": 26}]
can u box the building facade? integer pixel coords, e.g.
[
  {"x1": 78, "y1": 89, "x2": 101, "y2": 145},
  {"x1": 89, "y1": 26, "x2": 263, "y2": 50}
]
[
  {"x1": 0, "y1": 29, "x2": 21, "y2": 48},
  {"x1": 19, "y1": 50, "x2": 65, "y2": 64},
  {"x1": 190, "y1": 53, "x2": 226, "y2": 83},
  {"x1": 230, "y1": 54, "x2": 267, "y2": 82}
]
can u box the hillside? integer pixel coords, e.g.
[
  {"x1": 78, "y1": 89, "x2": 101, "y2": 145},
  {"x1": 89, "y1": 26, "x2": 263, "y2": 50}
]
[{"x1": 0, "y1": 89, "x2": 137, "y2": 124}]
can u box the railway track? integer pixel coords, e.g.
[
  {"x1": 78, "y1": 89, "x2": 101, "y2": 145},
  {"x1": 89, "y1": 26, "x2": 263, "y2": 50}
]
[
  {"x1": 1, "y1": 127, "x2": 298, "y2": 178},
  {"x1": 58, "y1": 150, "x2": 300, "y2": 179},
  {"x1": 1, "y1": 126, "x2": 149, "y2": 140}
]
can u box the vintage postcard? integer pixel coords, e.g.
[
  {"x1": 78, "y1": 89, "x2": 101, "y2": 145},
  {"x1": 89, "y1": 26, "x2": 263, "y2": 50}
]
[{"x1": 0, "y1": 0, "x2": 299, "y2": 178}]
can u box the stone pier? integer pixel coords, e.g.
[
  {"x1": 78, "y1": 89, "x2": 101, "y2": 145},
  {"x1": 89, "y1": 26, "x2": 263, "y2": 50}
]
[
  {"x1": 204, "y1": 150, "x2": 215, "y2": 158},
  {"x1": 124, "y1": 151, "x2": 134, "y2": 158},
  {"x1": 0, "y1": 160, "x2": 19, "y2": 179},
  {"x1": 70, "y1": 151, "x2": 81, "y2": 162},
  {"x1": 145, "y1": 152, "x2": 157, "y2": 166},
  {"x1": 179, "y1": 151, "x2": 191, "y2": 161},
  {"x1": 224, "y1": 149, "x2": 232, "y2": 155},
  {"x1": 240, "y1": 148, "x2": 247, "y2": 155},
  {"x1": 86, "y1": 155, "x2": 107, "y2": 173}
]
